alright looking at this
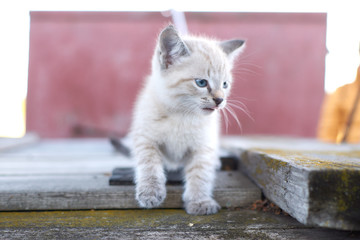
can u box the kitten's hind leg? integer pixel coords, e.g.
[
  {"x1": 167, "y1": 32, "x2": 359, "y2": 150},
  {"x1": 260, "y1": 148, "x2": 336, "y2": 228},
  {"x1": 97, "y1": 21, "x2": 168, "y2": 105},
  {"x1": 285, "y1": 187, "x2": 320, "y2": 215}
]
[
  {"x1": 183, "y1": 151, "x2": 220, "y2": 215},
  {"x1": 134, "y1": 141, "x2": 166, "y2": 208}
]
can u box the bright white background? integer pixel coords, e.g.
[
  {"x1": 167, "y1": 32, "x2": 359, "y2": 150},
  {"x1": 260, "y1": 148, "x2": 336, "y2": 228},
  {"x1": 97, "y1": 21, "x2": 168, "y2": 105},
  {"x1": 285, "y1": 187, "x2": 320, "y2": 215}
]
[{"x1": 0, "y1": 0, "x2": 359, "y2": 137}]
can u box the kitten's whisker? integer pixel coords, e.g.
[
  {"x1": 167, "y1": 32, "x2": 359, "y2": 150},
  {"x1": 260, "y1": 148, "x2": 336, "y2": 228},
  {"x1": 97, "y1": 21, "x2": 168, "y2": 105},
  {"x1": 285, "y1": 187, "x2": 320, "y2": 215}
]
[
  {"x1": 227, "y1": 102, "x2": 254, "y2": 122},
  {"x1": 227, "y1": 98, "x2": 250, "y2": 108},
  {"x1": 232, "y1": 69, "x2": 261, "y2": 78},
  {"x1": 236, "y1": 62, "x2": 262, "y2": 69},
  {"x1": 236, "y1": 49, "x2": 260, "y2": 62},
  {"x1": 227, "y1": 99, "x2": 249, "y2": 105},
  {"x1": 220, "y1": 108, "x2": 230, "y2": 133},
  {"x1": 234, "y1": 68, "x2": 260, "y2": 75},
  {"x1": 229, "y1": 96, "x2": 255, "y2": 102},
  {"x1": 224, "y1": 105, "x2": 243, "y2": 132},
  {"x1": 227, "y1": 100, "x2": 253, "y2": 115}
]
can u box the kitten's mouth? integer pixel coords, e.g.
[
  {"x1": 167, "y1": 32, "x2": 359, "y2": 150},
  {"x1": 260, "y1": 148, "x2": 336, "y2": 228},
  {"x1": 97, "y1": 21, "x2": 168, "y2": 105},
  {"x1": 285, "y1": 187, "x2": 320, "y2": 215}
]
[{"x1": 202, "y1": 107, "x2": 217, "y2": 112}]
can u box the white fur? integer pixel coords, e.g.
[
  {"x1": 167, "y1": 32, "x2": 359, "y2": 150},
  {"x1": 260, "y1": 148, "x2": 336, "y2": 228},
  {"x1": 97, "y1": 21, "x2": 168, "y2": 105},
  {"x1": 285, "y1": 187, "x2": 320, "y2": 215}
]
[{"x1": 129, "y1": 26, "x2": 244, "y2": 215}]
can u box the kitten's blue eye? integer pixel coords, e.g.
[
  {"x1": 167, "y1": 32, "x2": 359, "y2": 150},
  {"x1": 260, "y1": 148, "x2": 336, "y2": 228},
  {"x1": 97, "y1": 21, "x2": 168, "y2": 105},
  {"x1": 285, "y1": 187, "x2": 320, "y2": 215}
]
[
  {"x1": 223, "y1": 81, "x2": 229, "y2": 89},
  {"x1": 195, "y1": 79, "x2": 208, "y2": 88}
]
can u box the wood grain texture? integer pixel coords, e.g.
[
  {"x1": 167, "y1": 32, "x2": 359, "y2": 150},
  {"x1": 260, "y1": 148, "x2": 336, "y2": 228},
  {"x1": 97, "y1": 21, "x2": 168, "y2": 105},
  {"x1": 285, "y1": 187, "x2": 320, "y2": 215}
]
[
  {"x1": 0, "y1": 138, "x2": 260, "y2": 211},
  {"x1": 222, "y1": 136, "x2": 360, "y2": 231},
  {"x1": 1, "y1": 209, "x2": 357, "y2": 240},
  {"x1": 0, "y1": 172, "x2": 260, "y2": 211},
  {"x1": 0, "y1": 133, "x2": 39, "y2": 152}
]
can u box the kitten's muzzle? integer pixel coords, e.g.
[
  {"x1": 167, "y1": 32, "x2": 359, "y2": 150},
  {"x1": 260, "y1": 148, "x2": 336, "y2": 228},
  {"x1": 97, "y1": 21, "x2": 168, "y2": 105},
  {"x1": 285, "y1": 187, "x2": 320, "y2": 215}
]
[
  {"x1": 202, "y1": 98, "x2": 223, "y2": 112},
  {"x1": 213, "y1": 97, "x2": 224, "y2": 106}
]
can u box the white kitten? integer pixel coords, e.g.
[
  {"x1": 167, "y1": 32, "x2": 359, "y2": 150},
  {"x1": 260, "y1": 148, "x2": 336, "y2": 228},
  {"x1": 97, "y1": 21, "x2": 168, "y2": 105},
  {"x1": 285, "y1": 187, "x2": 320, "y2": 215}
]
[{"x1": 130, "y1": 25, "x2": 245, "y2": 215}]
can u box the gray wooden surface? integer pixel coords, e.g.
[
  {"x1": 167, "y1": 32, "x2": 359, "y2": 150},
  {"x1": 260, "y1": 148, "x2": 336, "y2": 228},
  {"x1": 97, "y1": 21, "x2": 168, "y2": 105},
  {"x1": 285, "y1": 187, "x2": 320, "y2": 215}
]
[
  {"x1": 0, "y1": 138, "x2": 260, "y2": 211},
  {"x1": 222, "y1": 136, "x2": 360, "y2": 231},
  {"x1": 1, "y1": 136, "x2": 359, "y2": 238},
  {"x1": 0, "y1": 133, "x2": 39, "y2": 152},
  {"x1": 0, "y1": 138, "x2": 133, "y2": 175},
  {"x1": 1, "y1": 209, "x2": 358, "y2": 240},
  {"x1": 0, "y1": 172, "x2": 259, "y2": 211}
]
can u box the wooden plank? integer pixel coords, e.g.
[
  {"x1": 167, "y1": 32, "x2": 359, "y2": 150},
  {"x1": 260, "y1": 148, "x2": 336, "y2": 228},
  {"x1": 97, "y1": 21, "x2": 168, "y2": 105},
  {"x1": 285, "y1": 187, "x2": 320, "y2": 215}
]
[
  {"x1": 222, "y1": 136, "x2": 360, "y2": 231},
  {"x1": 0, "y1": 138, "x2": 132, "y2": 175},
  {"x1": 0, "y1": 139, "x2": 238, "y2": 176},
  {"x1": 0, "y1": 138, "x2": 260, "y2": 211},
  {"x1": 0, "y1": 138, "x2": 117, "y2": 156},
  {"x1": 0, "y1": 209, "x2": 357, "y2": 240},
  {"x1": 0, "y1": 156, "x2": 132, "y2": 176},
  {"x1": 0, "y1": 171, "x2": 260, "y2": 211},
  {"x1": 0, "y1": 133, "x2": 39, "y2": 152}
]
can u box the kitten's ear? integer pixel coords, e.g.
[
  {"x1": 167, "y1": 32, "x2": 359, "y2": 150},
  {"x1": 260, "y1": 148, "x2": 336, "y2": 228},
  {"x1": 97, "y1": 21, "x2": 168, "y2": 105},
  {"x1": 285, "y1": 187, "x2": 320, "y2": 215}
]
[
  {"x1": 219, "y1": 39, "x2": 245, "y2": 61},
  {"x1": 159, "y1": 25, "x2": 190, "y2": 69}
]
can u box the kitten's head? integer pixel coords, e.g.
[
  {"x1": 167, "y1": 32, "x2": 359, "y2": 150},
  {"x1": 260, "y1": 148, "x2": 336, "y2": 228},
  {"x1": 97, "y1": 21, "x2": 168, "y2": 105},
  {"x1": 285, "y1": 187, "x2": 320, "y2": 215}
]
[{"x1": 152, "y1": 25, "x2": 245, "y2": 115}]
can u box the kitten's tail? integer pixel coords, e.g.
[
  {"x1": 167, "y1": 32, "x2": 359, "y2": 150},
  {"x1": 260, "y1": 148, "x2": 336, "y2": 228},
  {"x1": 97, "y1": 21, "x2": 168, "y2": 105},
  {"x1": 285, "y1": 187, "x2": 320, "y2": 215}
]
[{"x1": 109, "y1": 137, "x2": 131, "y2": 157}]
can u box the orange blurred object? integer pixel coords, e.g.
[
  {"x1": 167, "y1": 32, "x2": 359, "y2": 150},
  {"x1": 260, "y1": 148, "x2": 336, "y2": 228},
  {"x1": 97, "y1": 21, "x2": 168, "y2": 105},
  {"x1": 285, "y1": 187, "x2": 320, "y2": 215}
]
[{"x1": 318, "y1": 65, "x2": 360, "y2": 143}]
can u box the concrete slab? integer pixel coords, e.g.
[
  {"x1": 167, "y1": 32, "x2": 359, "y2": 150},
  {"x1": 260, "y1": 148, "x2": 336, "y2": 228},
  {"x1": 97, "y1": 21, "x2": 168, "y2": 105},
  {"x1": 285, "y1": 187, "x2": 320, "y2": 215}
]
[{"x1": 222, "y1": 136, "x2": 360, "y2": 231}]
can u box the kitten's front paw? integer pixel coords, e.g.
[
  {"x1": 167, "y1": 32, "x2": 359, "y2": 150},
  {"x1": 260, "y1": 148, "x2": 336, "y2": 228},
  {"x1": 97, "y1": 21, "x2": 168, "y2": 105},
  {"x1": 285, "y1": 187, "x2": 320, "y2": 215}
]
[
  {"x1": 136, "y1": 183, "x2": 166, "y2": 208},
  {"x1": 185, "y1": 198, "x2": 220, "y2": 215}
]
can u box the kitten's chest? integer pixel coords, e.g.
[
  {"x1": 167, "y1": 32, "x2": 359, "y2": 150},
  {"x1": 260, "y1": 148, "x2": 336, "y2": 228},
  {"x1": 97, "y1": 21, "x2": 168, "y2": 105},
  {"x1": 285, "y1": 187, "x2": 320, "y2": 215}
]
[
  {"x1": 156, "y1": 114, "x2": 218, "y2": 164},
  {"x1": 160, "y1": 118, "x2": 199, "y2": 155}
]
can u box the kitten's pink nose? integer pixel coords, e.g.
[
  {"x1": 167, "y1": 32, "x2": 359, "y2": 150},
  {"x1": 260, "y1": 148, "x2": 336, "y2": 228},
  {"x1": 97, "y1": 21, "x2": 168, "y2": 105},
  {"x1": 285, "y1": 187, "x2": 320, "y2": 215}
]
[{"x1": 213, "y1": 97, "x2": 223, "y2": 106}]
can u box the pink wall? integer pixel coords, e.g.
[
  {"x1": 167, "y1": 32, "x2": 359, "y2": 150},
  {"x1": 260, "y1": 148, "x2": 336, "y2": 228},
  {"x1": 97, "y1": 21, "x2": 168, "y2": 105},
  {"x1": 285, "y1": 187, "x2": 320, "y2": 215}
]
[{"x1": 27, "y1": 12, "x2": 327, "y2": 138}]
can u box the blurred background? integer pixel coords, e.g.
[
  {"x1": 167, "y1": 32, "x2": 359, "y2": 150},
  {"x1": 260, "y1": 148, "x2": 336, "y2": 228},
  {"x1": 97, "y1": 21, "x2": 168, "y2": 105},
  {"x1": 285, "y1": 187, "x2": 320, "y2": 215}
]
[{"x1": 0, "y1": 1, "x2": 359, "y2": 139}]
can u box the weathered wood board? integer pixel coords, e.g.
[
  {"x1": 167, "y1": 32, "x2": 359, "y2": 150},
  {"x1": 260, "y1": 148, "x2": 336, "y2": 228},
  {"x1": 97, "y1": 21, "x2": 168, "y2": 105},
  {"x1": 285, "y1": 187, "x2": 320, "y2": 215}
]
[
  {"x1": 0, "y1": 133, "x2": 39, "y2": 152},
  {"x1": 0, "y1": 172, "x2": 260, "y2": 211},
  {"x1": 0, "y1": 138, "x2": 133, "y2": 175},
  {"x1": 2, "y1": 135, "x2": 360, "y2": 234},
  {"x1": 0, "y1": 138, "x2": 260, "y2": 211},
  {"x1": 222, "y1": 136, "x2": 360, "y2": 231},
  {"x1": 1, "y1": 209, "x2": 358, "y2": 240}
]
